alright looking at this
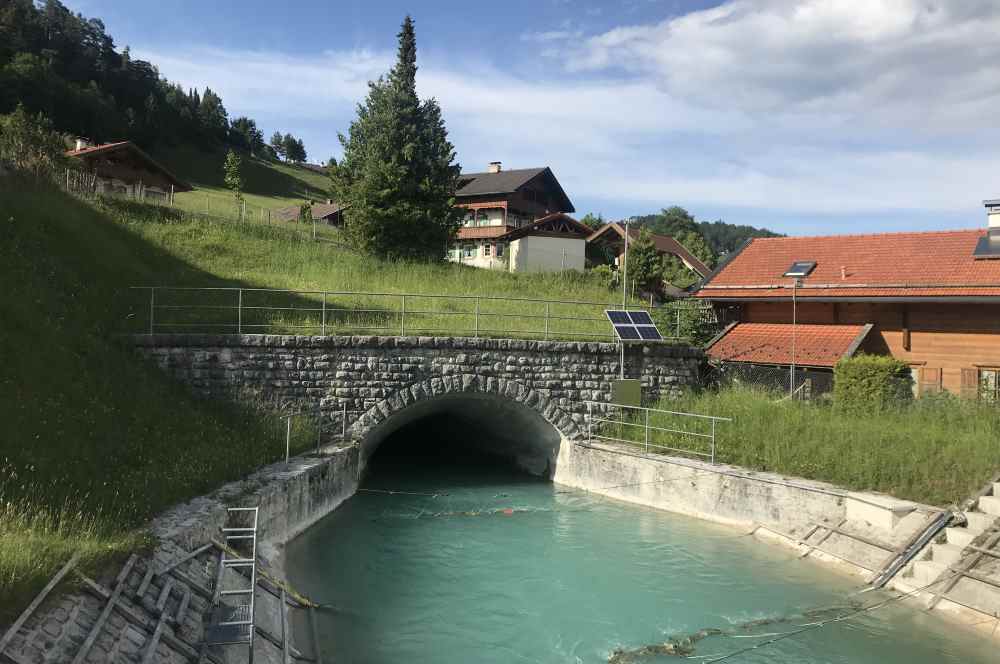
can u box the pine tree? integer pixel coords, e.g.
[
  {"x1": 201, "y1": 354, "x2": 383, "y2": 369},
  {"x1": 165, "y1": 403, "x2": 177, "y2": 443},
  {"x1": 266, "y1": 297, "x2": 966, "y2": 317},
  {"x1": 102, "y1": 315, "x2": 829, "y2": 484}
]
[
  {"x1": 270, "y1": 131, "x2": 285, "y2": 160},
  {"x1": 223, "y1": 149, "x2": 244, "y2": 207},
  {"x1": 331, "y1": 15, "x2": 462, "y2": 261}
]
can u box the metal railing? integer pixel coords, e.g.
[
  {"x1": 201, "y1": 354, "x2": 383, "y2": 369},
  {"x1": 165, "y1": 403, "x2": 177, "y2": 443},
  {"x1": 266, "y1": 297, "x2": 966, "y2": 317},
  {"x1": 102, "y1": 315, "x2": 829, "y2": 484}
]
[
  {"x1": 279, "y1": 402, "x2": 364, "y2": 461},
  {"x1": 585, "y1": 400, "x2": 732, "y2": 463},
  {"x1": 130, "y1": 286, "x2": 715, "y2": 342}
]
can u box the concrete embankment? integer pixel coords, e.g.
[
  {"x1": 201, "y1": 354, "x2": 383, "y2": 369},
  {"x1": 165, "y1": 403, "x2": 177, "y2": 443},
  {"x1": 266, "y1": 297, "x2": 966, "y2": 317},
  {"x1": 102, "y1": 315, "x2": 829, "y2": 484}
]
[
  {"x1": 553, "y1": 439, "x2": 1000, "y2": 642},
  {"x1": 1, "y1": 442, "x2": 361, "y2": 664}
]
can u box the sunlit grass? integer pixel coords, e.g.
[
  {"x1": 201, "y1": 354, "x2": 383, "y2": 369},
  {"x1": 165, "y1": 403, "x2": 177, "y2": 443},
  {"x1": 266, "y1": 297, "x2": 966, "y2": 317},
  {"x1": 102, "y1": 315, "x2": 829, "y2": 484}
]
[{"x1": 607, "y1": 387, "x2": 1000, "y2": 506}]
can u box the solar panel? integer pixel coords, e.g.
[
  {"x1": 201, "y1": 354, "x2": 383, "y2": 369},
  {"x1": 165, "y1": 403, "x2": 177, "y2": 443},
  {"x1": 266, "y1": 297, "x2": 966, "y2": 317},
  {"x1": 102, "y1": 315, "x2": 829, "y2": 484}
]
[
  {"x1": 628, "y1": 311, "x2": 654, "y2": 325},
  {"x1": 637, "y1": 326, "x2": 662, "y2": 340},
  {"x1": 606, "y1": 310, "x2": 664, "y2": 343},
  {"x1": 615, "y1": 325, "x2": 641, "y2": 340}
]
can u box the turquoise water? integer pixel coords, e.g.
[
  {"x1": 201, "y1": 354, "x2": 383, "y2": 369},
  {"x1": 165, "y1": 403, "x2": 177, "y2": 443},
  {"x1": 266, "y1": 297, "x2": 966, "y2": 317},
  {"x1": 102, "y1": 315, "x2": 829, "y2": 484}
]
[{"x1": 286, "y1": 445, "x2": 996, "y2": 663}]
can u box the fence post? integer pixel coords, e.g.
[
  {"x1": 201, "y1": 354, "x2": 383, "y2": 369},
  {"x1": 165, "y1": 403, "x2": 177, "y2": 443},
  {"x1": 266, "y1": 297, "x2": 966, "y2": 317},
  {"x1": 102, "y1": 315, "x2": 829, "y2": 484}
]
[
  {"x1": 237, "y1": 289, "x2": 243, "y2": 335},
  {"x1": 711, "y1": 419, "x2": 716, "y2": 464},
  {"x1": 285, "y1": 416, "x2": 291, "y2": 464},
  {"x1": 587, "y1": 401, "x2": 593, "y2": 444},
  {"x1": 544, "y1": 302, "x2": 550, "y2": 340},
  {"x1": 321, "y1": 292, "x2": 327, "y2": 336},
  {"x1": 148, "y1": 287, "x2": 156, "y2": 334},
  {"x1": 474, "y1": 297, "x2": 480, "y2": 338},
  {"x1": 316, "y1": 403, "x2": 322, "y2": 455},
  {"x1": 342, "y1": 401, "x2": 347, "y2": 439},
  {"x1": 400, "y1": 295, "x2": 406, "y2": 336},
  {"x1": 676, "y1": 308, "x2": 681, "y2": 339},
  {"x1": 644, "y1": 409, "x2": 649, "y2": 454}
]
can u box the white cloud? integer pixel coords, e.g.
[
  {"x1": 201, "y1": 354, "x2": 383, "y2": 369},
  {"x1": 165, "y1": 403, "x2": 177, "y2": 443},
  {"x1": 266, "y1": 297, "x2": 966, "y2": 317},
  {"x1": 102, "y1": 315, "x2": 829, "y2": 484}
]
[{"x1": 137, "y1": 1, "x2": 1000, "y2": 226}]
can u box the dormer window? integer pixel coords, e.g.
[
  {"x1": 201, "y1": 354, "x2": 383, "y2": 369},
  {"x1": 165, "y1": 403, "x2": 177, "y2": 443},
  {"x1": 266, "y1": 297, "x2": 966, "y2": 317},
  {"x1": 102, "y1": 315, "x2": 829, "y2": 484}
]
[{"x1": 784, "y1": 261, "x2": 816, "y2": 277}]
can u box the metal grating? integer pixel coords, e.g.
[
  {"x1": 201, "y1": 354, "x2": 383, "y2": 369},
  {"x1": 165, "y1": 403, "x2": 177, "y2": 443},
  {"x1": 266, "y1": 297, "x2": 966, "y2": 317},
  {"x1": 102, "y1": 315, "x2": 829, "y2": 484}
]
[{"x1": 606, "y1": 310, "x2": 663, "y2": 342}]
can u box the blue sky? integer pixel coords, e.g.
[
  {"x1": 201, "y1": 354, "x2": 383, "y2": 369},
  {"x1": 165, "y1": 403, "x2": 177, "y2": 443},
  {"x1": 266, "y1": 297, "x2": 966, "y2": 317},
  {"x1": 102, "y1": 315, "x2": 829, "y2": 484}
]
[{"x1": 69, "y1": 1, "x2": 1000, "y2": 235}]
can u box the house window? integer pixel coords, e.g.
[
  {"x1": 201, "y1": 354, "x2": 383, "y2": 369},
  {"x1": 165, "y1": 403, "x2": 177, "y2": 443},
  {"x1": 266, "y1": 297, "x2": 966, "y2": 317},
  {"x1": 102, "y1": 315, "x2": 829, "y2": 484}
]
[
  {"x1": 462, "y1": 244, "x2": 474, "y2": 258},
  {"x1": 981, "y1": 368, "x2": 1000, "y2": 403},
  {"x1": 484, "y1": 244, "x2": 492, "y2": 257},
  {"x1": 496, "y1": 243, "x2": 505, "y2": 258}
]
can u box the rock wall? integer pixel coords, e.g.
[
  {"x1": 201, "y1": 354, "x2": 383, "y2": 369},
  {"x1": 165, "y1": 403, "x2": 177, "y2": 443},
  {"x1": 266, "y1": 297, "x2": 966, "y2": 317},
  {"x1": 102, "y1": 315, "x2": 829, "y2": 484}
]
[{"x1": 131, "y1": 335, "x2": 704, "y2": 438}]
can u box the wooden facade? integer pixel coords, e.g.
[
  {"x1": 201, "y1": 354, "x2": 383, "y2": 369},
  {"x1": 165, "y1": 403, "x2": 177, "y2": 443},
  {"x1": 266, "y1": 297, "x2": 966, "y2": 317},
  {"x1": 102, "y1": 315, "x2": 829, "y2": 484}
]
[{"x1": 725, "y1": 300, "x2": 1000, "y2": 394}]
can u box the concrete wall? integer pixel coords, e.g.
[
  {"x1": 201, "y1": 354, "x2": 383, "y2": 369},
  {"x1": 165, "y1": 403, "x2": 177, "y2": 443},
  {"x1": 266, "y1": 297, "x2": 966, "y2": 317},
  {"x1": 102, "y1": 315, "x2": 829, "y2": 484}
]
[{"x1": 509, "y1": 236, "x2": 586, "y2": 272}]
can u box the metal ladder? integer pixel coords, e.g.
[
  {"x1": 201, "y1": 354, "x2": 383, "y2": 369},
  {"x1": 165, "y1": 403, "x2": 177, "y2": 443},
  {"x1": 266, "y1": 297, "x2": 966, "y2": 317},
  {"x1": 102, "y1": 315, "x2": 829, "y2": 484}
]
[{"x1": 205, "y1": 507, "x2": 259, "y2": 663}]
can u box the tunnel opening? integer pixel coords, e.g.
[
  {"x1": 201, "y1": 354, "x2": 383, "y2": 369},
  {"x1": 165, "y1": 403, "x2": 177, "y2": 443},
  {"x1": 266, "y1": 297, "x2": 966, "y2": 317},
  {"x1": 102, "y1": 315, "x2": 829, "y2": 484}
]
[{"x1": 359, "y1": 393, "x2": 566, "y2": 483}]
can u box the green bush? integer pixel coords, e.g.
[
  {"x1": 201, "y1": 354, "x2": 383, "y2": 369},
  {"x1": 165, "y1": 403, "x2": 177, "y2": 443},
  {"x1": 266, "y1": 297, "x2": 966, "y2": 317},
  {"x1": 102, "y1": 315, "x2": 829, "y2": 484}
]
[{"x1": 834, "y1": 354, "x2": 913, "y2": 413}]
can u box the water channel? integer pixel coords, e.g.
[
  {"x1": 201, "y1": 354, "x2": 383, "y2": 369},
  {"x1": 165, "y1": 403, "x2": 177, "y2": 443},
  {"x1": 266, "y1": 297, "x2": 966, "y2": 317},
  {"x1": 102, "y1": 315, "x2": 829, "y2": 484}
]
[{"x1": 287, "y1": 419, "x2": 996, "y2": 663}]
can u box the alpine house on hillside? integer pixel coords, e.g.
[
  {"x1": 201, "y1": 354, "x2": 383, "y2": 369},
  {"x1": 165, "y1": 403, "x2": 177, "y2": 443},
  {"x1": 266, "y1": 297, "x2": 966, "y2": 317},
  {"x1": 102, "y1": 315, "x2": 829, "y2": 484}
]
[
  {"x1": 448, "y1": 162, "x2": 591, "y2": 272},
  {"x1": 694, "y1": 200, "x2": 1000, "y2": 399}
]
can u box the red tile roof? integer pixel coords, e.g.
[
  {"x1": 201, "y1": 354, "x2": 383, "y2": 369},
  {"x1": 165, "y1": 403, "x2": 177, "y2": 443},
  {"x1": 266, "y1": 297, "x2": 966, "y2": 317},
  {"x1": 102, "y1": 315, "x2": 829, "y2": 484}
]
[
  {"x1": 696, "y1": 229, "x2": 1000, "y2": 299},
  {"x1": 706, "y1": 322, "x2": 871, "y2": 368}
]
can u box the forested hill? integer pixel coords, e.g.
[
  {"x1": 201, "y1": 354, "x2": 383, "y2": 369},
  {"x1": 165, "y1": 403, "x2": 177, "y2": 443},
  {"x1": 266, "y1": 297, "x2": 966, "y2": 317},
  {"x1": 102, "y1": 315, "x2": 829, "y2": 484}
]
[
  {"x1": 697, "y1": 219, "x2": 783, "y2": 255},
  {"x1": 0, "y1": 0, "x2": 305, "y2": 160}
]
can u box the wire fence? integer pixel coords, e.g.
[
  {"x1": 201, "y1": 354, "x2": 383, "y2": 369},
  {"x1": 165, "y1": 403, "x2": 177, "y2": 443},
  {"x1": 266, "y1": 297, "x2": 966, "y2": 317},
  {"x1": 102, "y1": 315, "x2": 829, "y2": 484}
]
[
  {"x1": 585, "y1": 400, "x2": 732, "y2": 463},
  {"x1": 710, "y1": 363, "x2": 836, "y2": 399},
  {"x1": 128, "y1": 286, "x2": 716, "y2": 342}
]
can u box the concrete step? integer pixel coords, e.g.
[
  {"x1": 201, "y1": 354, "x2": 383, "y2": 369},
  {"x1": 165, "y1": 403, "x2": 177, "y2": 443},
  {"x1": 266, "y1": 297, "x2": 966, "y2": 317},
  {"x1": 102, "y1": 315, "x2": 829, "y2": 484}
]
[
  {"x1": 929, "y1": 542, "x2": 965, "y2": 567},
  {"x1": 963, "y1": 511, "x2": 998, "y2": 532},
  {"x1": 944, "y1": 526, "x2": 978, "y2": 549},
  {"x1": 978, "y1": 495, "x2": 1000, "y2": 517},
  {"x1": 912, "y1": 560, "x2": 947, "y2": 586}
]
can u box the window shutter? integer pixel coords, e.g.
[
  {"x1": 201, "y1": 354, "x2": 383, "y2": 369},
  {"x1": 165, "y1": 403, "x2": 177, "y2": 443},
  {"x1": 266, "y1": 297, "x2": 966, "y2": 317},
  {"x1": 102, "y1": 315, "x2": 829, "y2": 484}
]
[
  {"x1": 919, "y1": 367, "x2": 942, "y2": 395},
  {"x1": 960, "y1": 368, "x2": 979, "y2": 400}
]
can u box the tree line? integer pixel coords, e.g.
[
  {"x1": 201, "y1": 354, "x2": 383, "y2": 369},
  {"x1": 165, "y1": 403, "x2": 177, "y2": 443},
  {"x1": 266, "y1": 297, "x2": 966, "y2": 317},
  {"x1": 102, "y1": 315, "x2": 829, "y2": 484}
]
[{"x1": 0, "y1": 0, "x2": 308, "y2": 162}]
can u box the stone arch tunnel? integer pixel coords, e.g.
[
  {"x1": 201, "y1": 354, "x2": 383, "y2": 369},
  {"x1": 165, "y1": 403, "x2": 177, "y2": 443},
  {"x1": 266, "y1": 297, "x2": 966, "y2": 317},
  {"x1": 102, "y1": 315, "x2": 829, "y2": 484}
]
[{"x1": 133, "y1": 334, "x2": 704, "y2": 473}]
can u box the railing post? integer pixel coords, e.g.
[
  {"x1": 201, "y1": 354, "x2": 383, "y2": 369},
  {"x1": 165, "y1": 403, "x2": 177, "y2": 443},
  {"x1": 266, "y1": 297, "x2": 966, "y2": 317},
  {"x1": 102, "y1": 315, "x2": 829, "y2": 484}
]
[
  {"x1": 711, "y1": 419, "x2": 716, "y2": 464},
  {"x1": 544, "y1": 302, "x2": 550, "y2": 340},
  {"x1": 148, "y1": 287, "x2": 155, "y2": 335},
  {"x1": 587, "y1": 401, "x2": 593, "y2": 444},
  {"x1": 474, "y1": 297, "x2": 480, "y2": 338},
  {"x1": 316, "y1": 403, "x2": 322, "y2": 455},
  {"x1": 644, "y1": 409, "x2": 649, "y2": 454},
  {"x1": 321, "y1": 291, "x2": 327, "y2": 336},
  {"x1": 285, "y1": 415, "x2": 291, "y2": 464},
  {"x1": 237, "y1": 288, "x2": 243, "y2": 335},
  {"x1": 342, "y1": 401, "x2": 347, "y2": 439},
  {"x1": 400, "y1": 295, "x2": 406, "y2": 336}
]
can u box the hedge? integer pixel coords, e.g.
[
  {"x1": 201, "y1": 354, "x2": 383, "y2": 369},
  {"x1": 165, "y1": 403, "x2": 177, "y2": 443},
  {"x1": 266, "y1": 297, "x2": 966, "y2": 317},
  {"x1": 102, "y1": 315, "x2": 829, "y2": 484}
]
[{"x1": 834, "y1": 354, "x2": 913, "y2": 413}]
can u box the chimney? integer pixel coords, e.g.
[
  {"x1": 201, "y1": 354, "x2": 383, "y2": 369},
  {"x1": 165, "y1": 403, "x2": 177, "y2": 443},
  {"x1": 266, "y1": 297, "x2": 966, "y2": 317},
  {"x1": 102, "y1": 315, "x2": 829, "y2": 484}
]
[
  {"x1": 74, "y1": 138, "x2": 90, "y2": 151},
  {"x1": 987, "y1": 199, "x2": 1000, "y2": 234},
  {"x1": 487, "y1": 161, "x2": 502, "y2": 173}
]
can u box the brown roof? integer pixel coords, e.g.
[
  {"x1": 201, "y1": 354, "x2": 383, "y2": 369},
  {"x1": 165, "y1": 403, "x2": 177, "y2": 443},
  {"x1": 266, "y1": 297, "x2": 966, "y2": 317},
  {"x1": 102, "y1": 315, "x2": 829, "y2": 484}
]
[
  {"x1": 707, "y1": 322, "x2": 872, "y2": 368},
  {"x1": 65, "y1": 141, "x2": 192, "y2": 191},
  {"x1": 587, "y1": 223, "x2": 711, "y2": 277},
  {"x1": 696, "y1": 229, "x2": 1000, "y2": 300},
  {"x1": 498, "y1": 212, "x2": 592, "y2": 242},
  {"x1": 456, "y1": 167, "x2": 574, "y2": 213},
  {"x1": 456, "y1": 226, "x2": 509, "y2": 240}
]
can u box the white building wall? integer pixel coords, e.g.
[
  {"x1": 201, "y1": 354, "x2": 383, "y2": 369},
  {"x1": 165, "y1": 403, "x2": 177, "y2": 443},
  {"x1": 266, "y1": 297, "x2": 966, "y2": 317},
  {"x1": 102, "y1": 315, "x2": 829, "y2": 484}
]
[
  {"x1": 508, "y1": 236, "x2": 586, "y2": 273},
  {"x1": 447, "y1": 241, "x2": 508, "y2": 270}
]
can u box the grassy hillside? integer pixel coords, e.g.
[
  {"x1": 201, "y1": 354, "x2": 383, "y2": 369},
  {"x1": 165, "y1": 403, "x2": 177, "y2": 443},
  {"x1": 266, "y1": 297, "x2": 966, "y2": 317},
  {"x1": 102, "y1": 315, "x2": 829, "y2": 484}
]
[
  {"x1": 153, "y1": 145, "x2": 330, "y2": 220},
  {"x1": 0, "y1": 183, "x2": 318, "y2": 623}
]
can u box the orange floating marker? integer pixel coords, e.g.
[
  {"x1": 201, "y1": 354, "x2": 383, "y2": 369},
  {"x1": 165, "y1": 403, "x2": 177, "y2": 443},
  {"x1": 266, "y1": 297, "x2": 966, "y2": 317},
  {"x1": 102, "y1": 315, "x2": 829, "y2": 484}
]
[{"x1": 502, "y1": 508, "x2": 514, "y2": 516}]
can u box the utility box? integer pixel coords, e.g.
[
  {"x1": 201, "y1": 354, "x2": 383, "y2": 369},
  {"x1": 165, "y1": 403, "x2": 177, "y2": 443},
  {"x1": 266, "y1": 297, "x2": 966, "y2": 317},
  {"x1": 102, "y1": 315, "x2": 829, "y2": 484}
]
[{"x1": 611, "y1": 379, "x2": 642, "y2": 406}]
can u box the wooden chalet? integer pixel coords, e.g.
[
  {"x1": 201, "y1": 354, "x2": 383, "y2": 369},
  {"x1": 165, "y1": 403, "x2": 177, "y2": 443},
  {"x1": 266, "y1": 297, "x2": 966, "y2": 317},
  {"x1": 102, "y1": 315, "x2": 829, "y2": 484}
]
[
  {"x1": 694, "y1": 201, "x2": 1000, "y2": 399},
  {"x1": 65, "y1": 140, "x2": 191, "y2": 201}
]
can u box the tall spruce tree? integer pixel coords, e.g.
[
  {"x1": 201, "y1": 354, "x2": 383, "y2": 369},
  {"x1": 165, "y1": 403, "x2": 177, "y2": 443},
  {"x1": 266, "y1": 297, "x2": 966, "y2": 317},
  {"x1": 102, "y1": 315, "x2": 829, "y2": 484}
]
[{"x1": 331, "y1": 16, "x2": 462, "y2": 260}]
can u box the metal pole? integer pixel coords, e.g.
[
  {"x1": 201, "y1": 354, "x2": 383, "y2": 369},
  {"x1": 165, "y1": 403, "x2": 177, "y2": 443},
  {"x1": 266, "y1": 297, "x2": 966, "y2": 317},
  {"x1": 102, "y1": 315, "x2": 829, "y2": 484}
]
[
  {"x1": 544, "y1": 302, "x2": 550, "y2": 340},
  {"x1": 644, "y1": 409, "x2": 649, "y2": 454},
  {"x1": 285, "y1": 416, "x2": 291, "y2": 464},
  {"x1": 790, "y1": 278, "x2": 797, "y2": 397},
  {"x1": 587, "y1": 401, "x2": 593, "y2": 444},
  {"x1": 400, "y1": 295, "x2": 406, "y2": 336},
  {"x1": 620, "y1": 341, "x2": 625, "y2": 380},
  {"x1": 342, "y1": 401, "x2": 347, "y2": 439},
  {"x1": 321, "y1": 292, "x2": 327, "y2": 335},
  {"x1": 621, "y1": 220, "x2": 629, "y2": 308},
  {"x1": 237, "y1": 289, "x2": 243, "y2": 335},
  {"x1": 711, "y1": 419, "x2": 717, "y2": 464},
  {"x1": 149, "y1": 287, "x2": 155, "y2": 334},
  {"x1": 474, "y1": 297, "x2": 480, "y2": 338}
]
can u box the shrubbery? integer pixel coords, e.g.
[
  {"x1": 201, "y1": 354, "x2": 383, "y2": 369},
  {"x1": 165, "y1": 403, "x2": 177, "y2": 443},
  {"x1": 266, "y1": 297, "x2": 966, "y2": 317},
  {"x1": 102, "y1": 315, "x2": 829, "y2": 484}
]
[{"x1": 833, "y1": 354, "x2": 912, "y2": 413}]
